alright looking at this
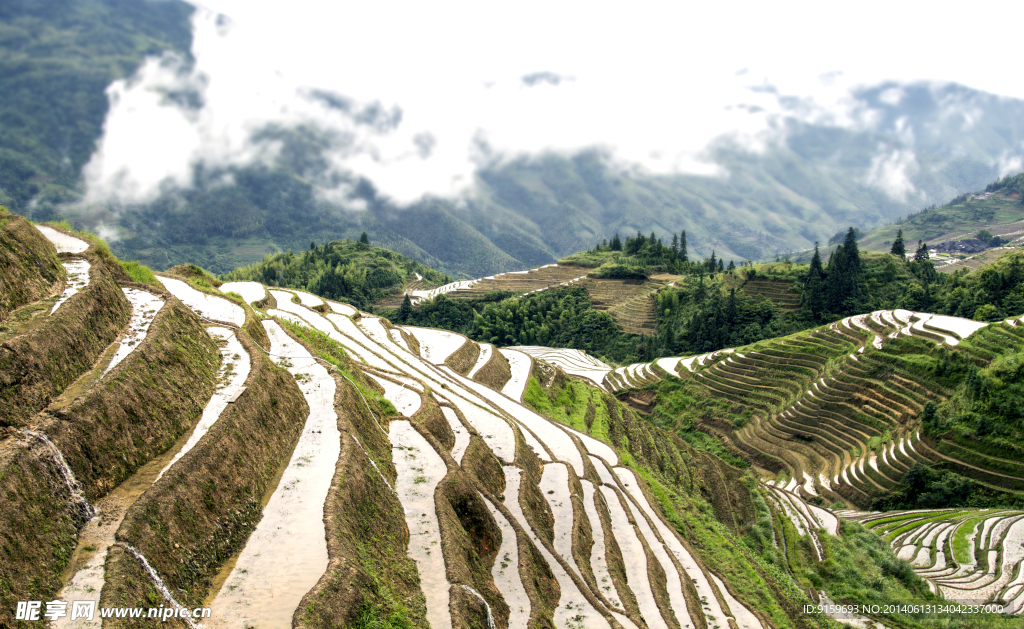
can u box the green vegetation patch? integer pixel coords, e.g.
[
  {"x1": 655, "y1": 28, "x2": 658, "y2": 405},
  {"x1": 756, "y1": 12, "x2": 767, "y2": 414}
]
[{"x1": 223, "y1": 239, "x2": 449, "y2": 310}]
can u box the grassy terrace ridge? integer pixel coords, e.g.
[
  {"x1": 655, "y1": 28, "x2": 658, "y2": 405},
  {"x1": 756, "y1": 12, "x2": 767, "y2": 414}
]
[
  {"x1": 524, "y1": 361, "x2": 1023, "y2": 628},
  {"x1": 3, "y1": 215, "x2": 1024, "y2": 626},
  {"x1": 636, "y1": 304, "x2": 1024, "y2": 515}
]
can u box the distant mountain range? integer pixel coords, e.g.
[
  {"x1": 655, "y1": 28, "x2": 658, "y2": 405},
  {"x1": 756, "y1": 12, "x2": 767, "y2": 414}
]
[{"x1": 4, "y1": 0, "x2": 1024, "y2": 277}]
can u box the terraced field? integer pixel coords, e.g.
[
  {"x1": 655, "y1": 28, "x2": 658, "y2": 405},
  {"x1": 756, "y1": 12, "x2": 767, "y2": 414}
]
[
  {"x1": 387, "y1": 263, "x2": 588, "y2": 306},
  {"x1": 372, "y1": 272, "x2": 427, "y2": 308},
  {"x1": 740, "y1": 278, "x2": 801, "y2": 312},
  {"x1": 838, "y1": 508, "x2": 1024, "y2": 612},
  {"x1": 578, "y1": 277, "x2": 665, "y2": 335},
  {"x1": 515, "y1": 306, "x2": 1024, "y2": 510},
  {"x1": 3, "y1": 217, "x2": 785, "y2": 629},
  {"x1": 380, "y1": 262, "x2": 670, "y2": 335}
]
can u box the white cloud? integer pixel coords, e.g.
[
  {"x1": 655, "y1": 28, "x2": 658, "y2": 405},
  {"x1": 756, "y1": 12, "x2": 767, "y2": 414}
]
[
  {"x1": 865, "y1": 148, "x2": 920, "y2": 201},
  {"x1": 80, "y1": 0, "x2": 1024, "y2": 208},
  {"x1": 999, "y1": 153, "x2": 1023, "y2": 178}
]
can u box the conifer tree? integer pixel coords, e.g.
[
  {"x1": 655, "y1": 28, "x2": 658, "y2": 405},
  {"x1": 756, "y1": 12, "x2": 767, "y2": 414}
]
[
  {"x1": 400, "y1": 293, "x2": 413, "y2": 321},
  {"x1": 718, "y1": 258, "x2": 724, "y2": 273},
  {"x1": 359, "y1": 231, "x2": 370, "y2": 245},
  {"x1": 915, "y1": 240, "x2": 930, "y2": 261},
  {"x1": 727, "y1": 260, "x2": 735, "y2": 272},
  {"x1": 679, "y1": 231, "x2": 688, "y2": 263},
  {"x1": 891, "y1": 228, "x2": 906, "y2": 257},
  {"x1": 611, "y1": 233, "x2": 622, "y2": 251},
  {"x1": 802, "y1": 242, "x2": 827, "y2": 319},
  {"x1": 671, "y1": 233, "x2": 679, "y2": 253},
  {"x1": 825, "y1": 244, "x2": 846, "y2": 313}
]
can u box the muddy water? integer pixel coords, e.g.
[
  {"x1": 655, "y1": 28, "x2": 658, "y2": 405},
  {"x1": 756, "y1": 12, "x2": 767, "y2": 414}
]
[
  {"x1": 367, "y1": 373, "x2": 422, "y2": 417},
  {"x1": 391, "y1": 420, "x2": 452, "y2": 629},
  {"x1": 441, "y1": 407, "x2": 471, "y2": 464},
  {"x1": 502, "y1": 466, "x2": 610, "y2": 629},
  {"x1": 219, "y1": 281, "x2": 266, "y2": 304},
  {"x1": 54, "y1": 326, "x2": 247, "y2": 627},
  {"x1": 621, "y1": 485, "x2": 689, "y2": 629},
  {"x1": 710, "y1": 574, "x2": 764, "y2": 629},
  {"x1": 481, "y1": 493, "x2": 531, "y2": 627},
  {"x1": 467, "y1": 343, "x2": 493, "y2": 379},
  {"x1": 580, "y1": 480, "x2": 622, "y2": 609},
  {"x1": 498, "y1": 349, "x2": 531, "y2": 400},
  {"x1": 402, "y1": 326, "x2": 466, "y2": 364},
  {"x1": 157, "y1": 328, "x2": 249, "y2": 480},
  {"x1": 440, "y1": 393, "x2": 517, "y2": 464},
  {"x1": 53, "y1": 427, "x2": 199, "y2": 628},
  {"x1": 158, "y1": 276, "x2": 245, "y2": 327},
  {"x1": 539, "y1": 463, "x2": 581, "y2": 576},
  {"x1": 599, "y1": 485, "x2": 664, "y2": 627},
  {"x1": 105, "y1": 288, "x2": 164, "y2": 375},
  {"x1": 205, "y1": 322, "x2": 339, "y2": 629},
  {"x1": 614, "y1": 467, "x2": 722, "y2": 629},
  {"x1": 51, "y1": 260, "x2": 90, "y2": 314},
  {"x1": 35, "y1": 225, "x2": 90, "y2": 253},
  {"x1": 327, "y1": 313, "x2": 521, "y2": 464},
  {"x1": 445, "y1": 369, "x2": 589, "y2": 471}
]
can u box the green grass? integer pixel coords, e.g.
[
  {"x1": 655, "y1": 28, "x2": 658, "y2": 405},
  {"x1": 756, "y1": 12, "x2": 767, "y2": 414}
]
[
  {"x1": 118, "y1": 260, "x2": 159, "y2": 286},
  {"x1": 859, "y1": 193, "x2": 1024, "y2": 253},
  {"x1": 522, "y1": 375, "x2": 611, "y2": 443},
  {"x1": 950, "y1": 512, "x2": 1006, "y2": 564},
  {"x1": 276, "y1": 317, "x2": 397, "y2": 417},
  {"x1": 881, "y1": 512, "x2": 965, "y2": 543}
]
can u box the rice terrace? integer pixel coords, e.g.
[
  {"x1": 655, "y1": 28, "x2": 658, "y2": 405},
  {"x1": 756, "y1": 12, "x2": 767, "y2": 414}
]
[
  {"x1": 8, "y1": 2, "x2": 1024, "y2": 626},
  {"x1": 5, "y1": 171, "x2": 1024, "y2": 629}
]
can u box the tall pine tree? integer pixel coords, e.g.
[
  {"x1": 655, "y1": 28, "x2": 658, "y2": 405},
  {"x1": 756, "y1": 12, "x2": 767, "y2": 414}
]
[
  {"x1": 891, "y1": 229, "x2": 906, "y2": 257},
  {"x1": 679, "y1": 231, "x2": 688, "y2": 263},
  {"x1": 802, "y1": 243, "x2": 827, "y2": 319}
]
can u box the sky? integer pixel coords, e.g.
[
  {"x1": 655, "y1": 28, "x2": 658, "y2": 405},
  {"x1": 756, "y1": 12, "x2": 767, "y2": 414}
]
[{"x1": 83, "y1": 0, "x2": 1024, "y2": 207}]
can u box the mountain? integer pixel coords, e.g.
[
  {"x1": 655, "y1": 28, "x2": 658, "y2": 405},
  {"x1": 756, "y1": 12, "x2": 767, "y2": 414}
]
[
  {"x1": 4, "y1": 207, "x2": 1024, "y2": 627},
  {"x1": 858, "y1": 172, "x2": 1024, "y2": 260},
  {"x1": 0, "y1": 0, "x2": 194, "y2": 211},
  {"x1": 5, "y1": 1, "x2": 1024, "y2": 277}
]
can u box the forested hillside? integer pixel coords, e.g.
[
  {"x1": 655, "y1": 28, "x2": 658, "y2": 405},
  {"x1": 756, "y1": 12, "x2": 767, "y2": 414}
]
[
  {"x1": 0, "y1": 0, "x2": 194, "y2": 214},
  {"x1": 859, "y1": 172, "x2": 1024, "y2": 257},
  {"x1": 220, "y1": 236, "x2": 450, "y2": 310}
]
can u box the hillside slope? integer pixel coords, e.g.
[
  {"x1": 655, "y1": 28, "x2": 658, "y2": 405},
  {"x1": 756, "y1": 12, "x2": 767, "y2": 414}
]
[{"x1": 6, "y1": 212, "x2": 1024, "y2": 627}]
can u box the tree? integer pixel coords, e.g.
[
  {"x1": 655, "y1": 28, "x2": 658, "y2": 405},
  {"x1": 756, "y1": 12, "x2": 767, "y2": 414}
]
[
  {"x1": 843, "y1": 227, "x2": 861, "y2": 274},
  {"x1": 671, "y1": 233, "x2": 679, "y2": 254},
  {"x1": 914, "y1": 240, "x2": 929, "y2": 262},
  {"x1": 717, "y1": 258, "x2": 724, "y2": 273},
  {"x1": 890, "y1": 229, "x2": 906, "y2": 257},
  {"x1": 802, "y1": 243, "x2": 827, "y2": 320},
  {"x1": 400, "y1": 293, "x2": 413, "y2": 321},
  {"x1": 727, "y1": 260, "x2": 735, "y2": 272},
  {"x1": 359, "y1": 231, "x2": 370, "y2": 245},
  {"x1": 611, "y1": 233, "x2": 622, "y2": 251},
  {"x1": 679, "y1": 231, "x2": 688, "y2": 263},
  {"x1": 310, "y1": 240, "x2": 316, "y2": 251}
]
